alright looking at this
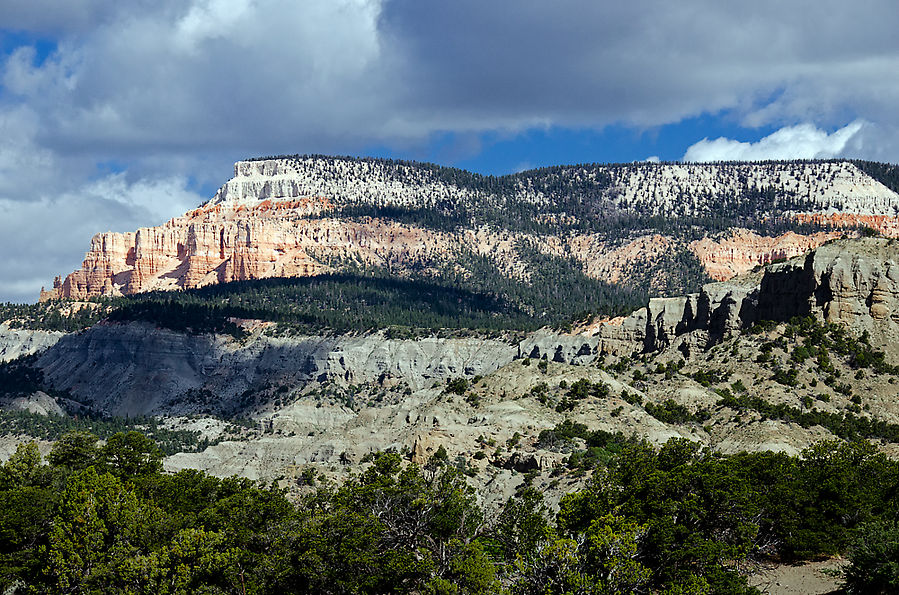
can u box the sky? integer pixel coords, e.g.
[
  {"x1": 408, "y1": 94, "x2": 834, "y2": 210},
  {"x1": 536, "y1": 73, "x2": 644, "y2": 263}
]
[{"x1": 0, "y1": 0, "x2": 897, "y2": 303}]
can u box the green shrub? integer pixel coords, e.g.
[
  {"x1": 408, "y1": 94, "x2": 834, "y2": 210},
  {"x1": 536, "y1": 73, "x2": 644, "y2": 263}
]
[
  {"x1": 843, "y1": 520, "x2": 899, "y2": 593},
  {"x1": 644, "y1": 399, "x2": 709, "y2": 424},
  {"x1": 773, "y1": 367, "x2": 799, "y2": 387},
  {"x1": 445, "y1": 377, "x2": 469, "y2": 395}
]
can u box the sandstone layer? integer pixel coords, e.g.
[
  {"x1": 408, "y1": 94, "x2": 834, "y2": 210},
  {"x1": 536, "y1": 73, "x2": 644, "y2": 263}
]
[
  {"x1": 41, "y1": 157, "x2": 899, "y2": 301},
  {"x1": 689, "y1": 229, "x2": 843, "y2": 281}
]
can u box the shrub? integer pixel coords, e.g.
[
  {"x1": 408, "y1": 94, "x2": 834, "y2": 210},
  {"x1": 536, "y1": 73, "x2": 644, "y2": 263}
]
[
  {"x1": 445, "y1": 377, "x2": 469, "y2": 395},
  {"x1": 621, "y1": 391, "x2": 643, "y2": 406},
  {"x1": 773, "y1": 367, "x2": 799, "y2": 387},
  {"x1": 843, "y1": 520, "x2": 899, "y2": 594},
  {"x1": 645, "y1": 400, "x2": 709, "y2": 424}
]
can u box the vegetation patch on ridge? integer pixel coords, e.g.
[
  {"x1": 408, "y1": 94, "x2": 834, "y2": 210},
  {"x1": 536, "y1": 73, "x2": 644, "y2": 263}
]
[{"x1": 16, "y1": 255, "x2": 650, "y2": 334}]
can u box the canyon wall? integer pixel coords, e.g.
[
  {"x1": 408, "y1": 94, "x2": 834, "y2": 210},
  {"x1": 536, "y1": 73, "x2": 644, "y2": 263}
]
[
  {"x1": 41, "y1": 157, "x2": 899, "y2": 301},
  {"x1": 634, "y1": 237, "x2": 899, "y2": 356}
]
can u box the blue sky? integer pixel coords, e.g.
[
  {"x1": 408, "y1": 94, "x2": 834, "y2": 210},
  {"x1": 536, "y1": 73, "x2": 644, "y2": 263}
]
[
  {"x1": 368, "y1": 117, "x2": 788, "y2": 177},
  {"x1": 0, "y1": 0, "x2": 897, "y2": 302}
]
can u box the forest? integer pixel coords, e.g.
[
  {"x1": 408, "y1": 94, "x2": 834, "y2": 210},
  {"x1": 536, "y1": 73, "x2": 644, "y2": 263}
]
[
  {"x1": 3, "y1": 259, "x2": 651, "y2": 336},
  {"x1": 258, "y1": 154, "x2": 897, "y2": 237},
  {"x1": 0, "y1": 431, "x2": 896, "y2": 594}
]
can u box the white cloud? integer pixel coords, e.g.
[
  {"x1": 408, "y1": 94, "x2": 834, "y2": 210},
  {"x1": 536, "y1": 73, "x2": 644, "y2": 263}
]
[
  {"x1": 0, "y1": 175, "x2": 204, "y2": 303},
  {"x1": 77, "y1": 174, "x2": 203, "y2": 223},
  {"x1": 0, "y1": 0, "x2": 121, "y2": 35},
  {"x1": 643, "y1": 156, "x2": 660, "y2": 163},
  {"x1": 0, "y1": 113, "x2": 204, "y2": 302},
  {"x1": 682, "y1": 121, "x2": 867, "y2": 163},
  {"x1": 1, "y1": 0, "x2": 387, "y2": 159},
  {"x1": 175, "y1": 0, "x2": 254, "y2": 51},
  {"x1": 0, "y1": 106, "x2": 56, "y2": 194}
]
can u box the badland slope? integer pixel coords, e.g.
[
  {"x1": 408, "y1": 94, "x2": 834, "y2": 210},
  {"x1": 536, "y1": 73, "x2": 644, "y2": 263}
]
[{"x1": 0, "y1": 238, "x2": 895, "y2": 499}]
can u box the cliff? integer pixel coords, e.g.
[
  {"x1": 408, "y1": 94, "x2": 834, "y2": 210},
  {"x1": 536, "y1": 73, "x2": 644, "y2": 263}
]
[
  {"x1": 689, "y1": 229, "x2": 843, "y2": 281},
  {"x1": 624, "y1": 236, "x2": 899, "y2": 357},
  {"x1": 27, "y1": 237, "x2": 899, "y2": 417},
  {"x1": 40, "y1": 157, "x2": 899, "y2": 301},
  {"x1": 33, "y1": 324, "x2": 536, "y2": 416}
]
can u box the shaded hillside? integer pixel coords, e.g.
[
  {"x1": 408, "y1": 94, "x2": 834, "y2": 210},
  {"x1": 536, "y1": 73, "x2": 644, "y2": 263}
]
[{"x1": 13, "y1": 263, "x2": 647, "y2": 336}]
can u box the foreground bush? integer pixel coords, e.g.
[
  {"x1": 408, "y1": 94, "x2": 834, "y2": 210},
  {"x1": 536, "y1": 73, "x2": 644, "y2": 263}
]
[
  {"x1": 0, "y1": 430, "x2": 897, "y2": 593},
  {"x1": 843, "y1": 520, "x2": 899, "y2": 594}
]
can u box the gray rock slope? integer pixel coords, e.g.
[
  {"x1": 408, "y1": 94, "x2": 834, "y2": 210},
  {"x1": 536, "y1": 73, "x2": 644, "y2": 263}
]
[
  {"x1": 35, "y1": 326, "x2": 526, "y2": 415},
  {"x1": 28, "y1": 237, "x2": 899, "y2": 417},
  {"x1": 0, "y1": 323, "x2": 63, "y2": 362}
]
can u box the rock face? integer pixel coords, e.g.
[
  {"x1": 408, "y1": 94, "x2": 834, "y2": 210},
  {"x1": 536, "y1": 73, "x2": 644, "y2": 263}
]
[
  {"x1": 0, "y1": 323, "x2": 64, "y2": 362},
  {"x1": 24, "y1": 315, "x2": 662, "y2": 417},
  {"x1": 31, "y1": 238, "x2": 899, "y2": 417},
  {"x1": 642, "y1": 282, "x2": 757, "y2": 355},
  {"x1": 41, "y1": 157, "x2": 899, "y2": 301},
  {"x1": 757, "y1": 238, "x2": 899, "y2": 348},
  {"x1": 35, "y1": 324, "x2": 517, "y2": 415},
  {"x1": 616, "y1": 237, "x2": 899, "y2": 356},
  {"x1": 18, "y1": 236, "x2": 899, "y2": 490},
  {"x1": 690, "y1": 229, "x2": 843, "y2": 281},
  {"x1": 36, "y1": 322, "x2": 642, "y2": 417}
]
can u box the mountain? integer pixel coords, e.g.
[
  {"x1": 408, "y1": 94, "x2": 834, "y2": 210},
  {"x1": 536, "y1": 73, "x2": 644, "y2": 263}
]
[
  {"x1": 4, "y1": 236, "x2": 899, "y2": 470},
  {"x1": 8, "y1": 158, "x2": 899, "y2": 593},
  {"x1": 39, "y1": 157, "x2": 899, "y2": 315}
]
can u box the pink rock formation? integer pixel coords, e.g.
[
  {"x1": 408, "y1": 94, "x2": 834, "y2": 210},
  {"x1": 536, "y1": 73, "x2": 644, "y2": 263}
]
[
  {"x1": 41, "y1": 198, "x2": 341, "y2": 300},
  {"x1": 41, "y1": 157, "x2": 899, "y2": 301},
  {"x1": 792, "y1": 213, "x2": 899, "y2": 237},
  {"x1": 689, "y1": 229, "x2": 844, "y2": 281},
  {"x1": 40, "y1": 208, "x2": 872, "y2": 302}
]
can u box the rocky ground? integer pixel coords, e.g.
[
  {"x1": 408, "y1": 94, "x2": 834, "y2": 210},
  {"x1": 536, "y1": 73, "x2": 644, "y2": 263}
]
[
  {"x1": 749, "y1": 558, "x2": 846, "y2": 595},
  {"x1": 5, "y1": 238, "x2": 899, "y2": 510},
  {"x1": 151, "y1": 309, "x2": 899, "y2": 509}
]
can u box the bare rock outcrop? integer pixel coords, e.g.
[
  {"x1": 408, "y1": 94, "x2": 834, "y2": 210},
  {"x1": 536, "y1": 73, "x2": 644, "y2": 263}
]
[
  {"x1": 518, "y1": 331, "x2": 599, "y2": 364},
  {"x1": 758, "y1": 238, "x2": 899, "y2": 349},
  {"x1": 34, "y1": 323, "x2": 521, "y2": 416},
  {"x1": 622, "y1": 237, "x2": 899, "y2": 356},
  {"x1": 34, "y1": 320, "x2": 653, "y2": 417},
  {"x1": 690, "y1": 229, "x2": 843, "y2": 281},
  {"x1": 25, "y1": 314, "x2": 672, "y2": 419},
  {"x1": 0, "y1": 323, "x2": 64, "y2": 362}
]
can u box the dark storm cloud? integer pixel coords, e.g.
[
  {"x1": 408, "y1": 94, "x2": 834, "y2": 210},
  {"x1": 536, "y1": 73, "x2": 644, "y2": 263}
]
[
  {"x1": 4, "y1": 0, "x2": 897, "y2": 161},
  {"x1": 378, "y1": 0, "x2": 899, "y2": 135}
]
